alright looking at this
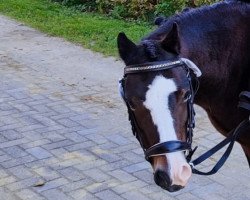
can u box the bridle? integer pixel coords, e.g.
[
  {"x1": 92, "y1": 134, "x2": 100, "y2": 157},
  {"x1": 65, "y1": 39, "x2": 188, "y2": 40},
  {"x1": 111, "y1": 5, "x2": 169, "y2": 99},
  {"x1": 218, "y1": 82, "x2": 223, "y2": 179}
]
[
  {"x1": 119, "y1": 58, "x2": 250, "y2": 175},
  {"x1": 119, "y1": 59, "x2": 198, "y2": 162}
]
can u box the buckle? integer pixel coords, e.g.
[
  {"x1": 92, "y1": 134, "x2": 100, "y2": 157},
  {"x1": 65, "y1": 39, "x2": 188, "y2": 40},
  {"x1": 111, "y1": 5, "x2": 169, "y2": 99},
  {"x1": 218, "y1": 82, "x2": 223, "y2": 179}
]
[{"x1": 189, "y1": 162, "x2": 194, "y2": 169}]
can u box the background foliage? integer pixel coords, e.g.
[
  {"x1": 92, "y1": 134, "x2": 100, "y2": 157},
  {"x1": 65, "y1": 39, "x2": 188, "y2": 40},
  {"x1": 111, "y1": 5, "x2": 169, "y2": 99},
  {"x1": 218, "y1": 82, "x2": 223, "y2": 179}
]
[
  {"x1": 0, "y1": 0, "x2": 220, "y2": 56},
  {"x1": 52, "y1": 0, "x2": 219, "y2": 21}
]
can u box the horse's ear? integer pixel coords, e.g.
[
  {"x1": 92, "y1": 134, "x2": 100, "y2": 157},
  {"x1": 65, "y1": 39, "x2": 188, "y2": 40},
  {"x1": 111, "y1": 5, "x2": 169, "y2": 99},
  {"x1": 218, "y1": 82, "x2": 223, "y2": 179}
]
[
  {"x1": 161, "y1": 22, "x2": 180, "y2": 54},
  {"x1": 117, "y1": 32, "x2": 137, "y2": 63}
]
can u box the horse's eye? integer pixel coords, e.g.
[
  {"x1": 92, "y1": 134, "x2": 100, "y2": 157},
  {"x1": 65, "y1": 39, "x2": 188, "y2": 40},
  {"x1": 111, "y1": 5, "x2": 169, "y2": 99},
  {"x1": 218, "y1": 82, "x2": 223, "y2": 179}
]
[
  {"x1": 183, "y1": 91, "x2": 191, "y2": 102},
  {"x1": 129, "y1": 97, "x2": 143, "y2": 110},
  {"x1": 128, "y1": 101, "x2": 136, "y2": 111}
]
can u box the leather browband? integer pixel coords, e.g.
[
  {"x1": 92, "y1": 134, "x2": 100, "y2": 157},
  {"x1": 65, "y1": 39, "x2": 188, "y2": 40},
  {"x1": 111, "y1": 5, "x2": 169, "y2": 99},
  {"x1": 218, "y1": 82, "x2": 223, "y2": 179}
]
[{"x1": 124, "y1": 60, "x2": 183, "y2": 74}]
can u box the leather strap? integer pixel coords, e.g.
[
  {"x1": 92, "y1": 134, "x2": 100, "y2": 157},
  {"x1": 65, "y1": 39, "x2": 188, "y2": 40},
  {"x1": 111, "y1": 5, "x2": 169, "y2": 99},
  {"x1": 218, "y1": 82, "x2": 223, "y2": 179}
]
[
  {"x1": 239, "y1": 102, "x2": 250, "y2": 111},
  {"x1": 190, "y1": 119, "x2": 250, "y2": 175},
  {"x1": 145, "y1": 141, "x2": 191, "y2": 161},
  {"x1": 124, "y1": 60, "x2": 183, "y2": 74},
  {"x1": 239, "y1": 91, "x2": 250, "y2": 111},
  {"x1": 239, "y1": 91, "x2": 250, "y2": 100}
]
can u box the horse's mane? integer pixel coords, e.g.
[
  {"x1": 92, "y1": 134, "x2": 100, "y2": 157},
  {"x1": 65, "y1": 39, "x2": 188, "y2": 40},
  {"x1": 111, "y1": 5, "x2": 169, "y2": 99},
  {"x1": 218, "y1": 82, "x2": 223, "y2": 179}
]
[
  {"x1": 141, "y1": 40, "x2": 159, "y2": 59},
  {"x1": 228, "y1": 0, "x2": 250, "y2": 2},
  {"x1": 145, "y1": 1, "x2": 249, "y2": 41}
]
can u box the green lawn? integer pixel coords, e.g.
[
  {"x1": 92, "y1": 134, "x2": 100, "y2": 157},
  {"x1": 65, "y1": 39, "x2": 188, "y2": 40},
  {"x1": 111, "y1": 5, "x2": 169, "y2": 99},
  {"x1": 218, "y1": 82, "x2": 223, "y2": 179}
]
[{"x1": 0, "y1": 0, "x2": 153, "y2": 56}]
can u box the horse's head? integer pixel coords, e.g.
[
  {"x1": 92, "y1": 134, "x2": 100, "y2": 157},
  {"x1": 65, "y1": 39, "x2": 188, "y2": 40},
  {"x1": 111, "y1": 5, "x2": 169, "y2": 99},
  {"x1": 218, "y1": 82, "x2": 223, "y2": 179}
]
[{"x1": 118, "y1": 23, "x2": 201, "y2": 192}]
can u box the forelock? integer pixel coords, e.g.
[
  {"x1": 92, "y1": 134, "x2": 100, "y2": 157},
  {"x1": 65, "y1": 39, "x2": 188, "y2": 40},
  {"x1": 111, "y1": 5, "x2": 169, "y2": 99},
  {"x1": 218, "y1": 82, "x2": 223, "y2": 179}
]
[{"x1": 141, "y1": 40, "x2": 159, "y2": 59}]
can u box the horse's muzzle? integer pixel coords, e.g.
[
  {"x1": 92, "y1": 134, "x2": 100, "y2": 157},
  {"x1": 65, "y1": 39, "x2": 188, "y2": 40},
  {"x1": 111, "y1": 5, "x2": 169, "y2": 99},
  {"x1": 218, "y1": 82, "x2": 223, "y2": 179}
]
[{"x1": 154, "y1": 170, "x2": 184, "y2": 192}]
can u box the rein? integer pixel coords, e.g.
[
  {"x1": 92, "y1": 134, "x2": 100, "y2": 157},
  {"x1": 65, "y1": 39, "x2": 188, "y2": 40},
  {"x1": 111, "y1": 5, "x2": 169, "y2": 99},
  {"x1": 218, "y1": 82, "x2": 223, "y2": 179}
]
[{"x1": 119, "y1": 58, "x2": 250, "y2": 175}]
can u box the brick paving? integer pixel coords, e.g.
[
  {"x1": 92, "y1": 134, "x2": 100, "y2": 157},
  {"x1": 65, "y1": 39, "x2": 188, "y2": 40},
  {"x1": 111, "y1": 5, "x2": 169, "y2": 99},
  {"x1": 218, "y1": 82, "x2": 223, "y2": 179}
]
[{"x1": 0, "y1": 15, "x2": 249, "y2": 200}]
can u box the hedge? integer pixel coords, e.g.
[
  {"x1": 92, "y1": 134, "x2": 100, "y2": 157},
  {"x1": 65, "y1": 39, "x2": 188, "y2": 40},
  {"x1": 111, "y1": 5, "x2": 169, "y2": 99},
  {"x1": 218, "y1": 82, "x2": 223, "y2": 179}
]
[{"x1": 51, "y1": 0, "x2": 219, "y2": 21}]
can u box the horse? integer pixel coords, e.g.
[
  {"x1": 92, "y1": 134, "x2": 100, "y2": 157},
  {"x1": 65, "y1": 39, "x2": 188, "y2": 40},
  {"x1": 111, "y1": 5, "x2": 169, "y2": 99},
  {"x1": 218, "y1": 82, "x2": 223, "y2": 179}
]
[{"x1": 117, "y1": 0, "x2": 250, "y2": 192}]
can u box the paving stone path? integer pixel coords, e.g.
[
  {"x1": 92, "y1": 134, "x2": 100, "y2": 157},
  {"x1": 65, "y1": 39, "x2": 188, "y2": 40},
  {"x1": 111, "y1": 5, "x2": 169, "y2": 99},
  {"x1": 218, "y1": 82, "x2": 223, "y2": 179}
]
[{"x1": 0, "y1": 15, "x2": 249, "y2": 200}]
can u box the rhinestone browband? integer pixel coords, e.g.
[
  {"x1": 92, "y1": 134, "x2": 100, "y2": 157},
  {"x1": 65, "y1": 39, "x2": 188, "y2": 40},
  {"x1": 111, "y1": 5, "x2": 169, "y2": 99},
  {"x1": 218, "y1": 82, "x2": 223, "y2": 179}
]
[{"x1": 124, "y1": 60, "x2": 183, "y2": 74}]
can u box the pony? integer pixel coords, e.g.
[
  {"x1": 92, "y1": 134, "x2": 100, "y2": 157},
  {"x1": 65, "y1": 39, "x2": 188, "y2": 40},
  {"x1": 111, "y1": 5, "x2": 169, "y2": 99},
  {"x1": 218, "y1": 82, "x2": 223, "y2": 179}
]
[{"x1": 117, "y1": 0, "x2": 250, "y2": 192}]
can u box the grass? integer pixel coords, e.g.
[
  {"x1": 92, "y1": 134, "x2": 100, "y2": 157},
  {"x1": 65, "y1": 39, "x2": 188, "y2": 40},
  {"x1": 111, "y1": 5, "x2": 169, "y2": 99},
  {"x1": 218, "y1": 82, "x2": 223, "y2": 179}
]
[{"x1": 0, "y1": 0, "x2": 153, "y2": 56}]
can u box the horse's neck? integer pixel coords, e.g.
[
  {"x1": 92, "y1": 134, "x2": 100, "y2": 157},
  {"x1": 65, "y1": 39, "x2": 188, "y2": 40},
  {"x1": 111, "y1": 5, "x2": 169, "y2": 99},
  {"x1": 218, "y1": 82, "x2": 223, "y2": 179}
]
[
  {"x1": 177, "y1": 6, "x2": 250, "y2": 134},
  {"x1": 188, "y1": 59, "x2": 248, "y2": 134},
  {"x1": 193, "y1": 69, "x2": 239, "y2": 134},
  {"x1": 180, "y1": 32, "x2": 247, "y2": 133}
]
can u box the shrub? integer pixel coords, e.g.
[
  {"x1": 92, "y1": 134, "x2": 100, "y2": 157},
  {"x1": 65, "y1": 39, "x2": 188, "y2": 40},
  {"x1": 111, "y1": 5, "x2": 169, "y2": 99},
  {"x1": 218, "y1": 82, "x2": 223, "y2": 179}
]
[
  {"x1": 51, "y1": 0, "x2": 219, "y2": 21},
  {"x1": 52, "y1": 0, "x2": 97, "y2": 12},
  {"x1": 155, "y1": 0, "x2": 186, "y2": 17},
  {"x1": 94, "y1": 0, "x2": 157, "y2": 20}
]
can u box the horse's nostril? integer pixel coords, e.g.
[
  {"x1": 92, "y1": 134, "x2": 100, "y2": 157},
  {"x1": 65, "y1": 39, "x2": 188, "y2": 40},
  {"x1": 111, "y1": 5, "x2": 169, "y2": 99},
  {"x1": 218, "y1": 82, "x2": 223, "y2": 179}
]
[
  {"x1": 179, "y1": 164, "x2": 192, "y2": 182},
  {"x1": 154, "y1": 170, "x2": 171, "y2": 189}
]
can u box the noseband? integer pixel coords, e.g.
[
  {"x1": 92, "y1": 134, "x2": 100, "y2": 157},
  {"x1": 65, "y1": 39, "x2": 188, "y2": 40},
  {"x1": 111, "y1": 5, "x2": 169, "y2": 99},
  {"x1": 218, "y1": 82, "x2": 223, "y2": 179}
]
[{"x1": 119, "y1": 60, "x2": 198, "y2": 162}]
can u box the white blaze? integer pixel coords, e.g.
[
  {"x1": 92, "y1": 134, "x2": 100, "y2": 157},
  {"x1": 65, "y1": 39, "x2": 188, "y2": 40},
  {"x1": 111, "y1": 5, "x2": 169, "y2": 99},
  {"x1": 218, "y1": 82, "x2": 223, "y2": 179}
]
[
  {"x1": 143, "y1": 75, "x2": 177, "y2": 142},
  {"x1": 143, "y1": 75, "x2": 190, "y2": 186}
]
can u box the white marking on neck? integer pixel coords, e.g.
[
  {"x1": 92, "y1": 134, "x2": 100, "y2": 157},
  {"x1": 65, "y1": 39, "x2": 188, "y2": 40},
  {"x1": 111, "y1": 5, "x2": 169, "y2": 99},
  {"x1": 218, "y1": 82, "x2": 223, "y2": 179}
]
[{"x1": 143, "y1": 75, "x2": 177, "y2": 142}]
